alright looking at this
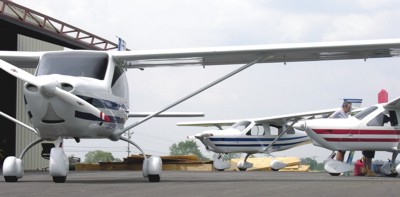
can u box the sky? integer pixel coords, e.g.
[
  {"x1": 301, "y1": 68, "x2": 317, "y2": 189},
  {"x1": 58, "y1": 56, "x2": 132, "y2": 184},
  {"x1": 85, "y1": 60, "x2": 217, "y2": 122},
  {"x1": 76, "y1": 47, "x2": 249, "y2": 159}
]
[{"x1": 12, "y1": 0, "x2": 400, "y2": 162}]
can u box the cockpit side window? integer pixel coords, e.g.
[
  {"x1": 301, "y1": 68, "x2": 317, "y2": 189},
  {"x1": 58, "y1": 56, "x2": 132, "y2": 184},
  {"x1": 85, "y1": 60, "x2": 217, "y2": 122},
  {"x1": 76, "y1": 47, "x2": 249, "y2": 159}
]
[
  {"x1": 286, "y1": 127, "x2": 295, "y2": 134},
  {"x1": 389, "y1": 111, "x2": 398, "y2": 126},
  {"x1": 111, "y1": 65, "x2": 128, "y2": 99},
  {"x1": 246, "y1": 124, "x2": 265, "y2": 136},
  {"x1": 270, "y1": 125, "x2": 281, "y2": 136},
  {"x1": 112, "y1": 66, "x2": 124, "y2": 86},
  {"x1": 367, "y1": 110, "x2": 398, "y2": 127},
  {"x1": 354, "y1": 106, "x2": 378, "y2": 120}
]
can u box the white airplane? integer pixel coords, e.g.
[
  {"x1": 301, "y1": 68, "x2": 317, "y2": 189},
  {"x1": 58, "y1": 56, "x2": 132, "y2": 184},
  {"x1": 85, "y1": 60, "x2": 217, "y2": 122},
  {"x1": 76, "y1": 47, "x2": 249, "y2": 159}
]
[
  {"x1": 1, "y1": 39, "x2": 400, "y2": 183},
  {"x1": 295, "y1": 97, "x2": 400, "y2": 177},
  {"x1": 178, "y1": 99, "x2": 362, "y2": 171}
]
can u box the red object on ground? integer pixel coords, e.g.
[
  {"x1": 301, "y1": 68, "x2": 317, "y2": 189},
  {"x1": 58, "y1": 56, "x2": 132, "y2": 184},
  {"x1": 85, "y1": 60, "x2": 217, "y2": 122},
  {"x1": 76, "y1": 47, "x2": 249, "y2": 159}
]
[
  {"x1": 378, "y1": 89, "x2": 388, "y2": 104},
  {"x1": 354, "y1": 159, "x2": 364, "y2": 176}
]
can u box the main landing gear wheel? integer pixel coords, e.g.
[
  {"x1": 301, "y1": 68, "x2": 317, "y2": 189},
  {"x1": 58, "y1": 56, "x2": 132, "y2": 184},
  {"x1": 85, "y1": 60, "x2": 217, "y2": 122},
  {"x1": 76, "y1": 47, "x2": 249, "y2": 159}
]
[
  {"x1": 148, "y1": 175, "x2": 160, "y2": 182},
  {"x1": 271, "y1": 168, "x2": 279, "y2": 171},
  {"x1": 238, "y1": 168, "x2": 247, "y2": 171},
  {"x1": 384, "y1": 172, "x2": 398, "y2": 177},
  {"x1": 4, "y1": 176, "x2": 18, "y2": 182},
  {"x1": 52, "y1": 176, "x2": 67, "y2": 183},
  {"x1": 329, "y1": 173, "x2": 341, "y2": 176}
]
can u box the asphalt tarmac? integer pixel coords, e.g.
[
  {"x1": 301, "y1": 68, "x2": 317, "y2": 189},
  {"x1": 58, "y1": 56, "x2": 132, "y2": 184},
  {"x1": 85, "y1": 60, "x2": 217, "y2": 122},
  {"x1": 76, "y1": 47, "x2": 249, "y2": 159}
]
[{"x1": 0, "y1": 170, "x2": 399, "y2": 197}]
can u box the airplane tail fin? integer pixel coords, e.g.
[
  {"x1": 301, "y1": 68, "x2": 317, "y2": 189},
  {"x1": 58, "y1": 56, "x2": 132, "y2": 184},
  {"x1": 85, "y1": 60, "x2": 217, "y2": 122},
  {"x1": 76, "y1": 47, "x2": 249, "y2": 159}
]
[{"x1": 378, "y1": 89, "x2": 388, "y2": 104}]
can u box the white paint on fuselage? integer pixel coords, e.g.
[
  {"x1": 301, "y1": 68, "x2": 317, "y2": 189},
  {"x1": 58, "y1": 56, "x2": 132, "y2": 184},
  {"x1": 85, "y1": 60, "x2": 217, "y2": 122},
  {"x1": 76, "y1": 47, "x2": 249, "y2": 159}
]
[
  {"x1": 24, "y1": 51, "x2": 129, "y2": 140},
  {"x1": 300, "y1": 104, "x2": 400, "y2": 151},
  {"x1": 196, "y1": 127, "x2": 310, "y2": 154}
]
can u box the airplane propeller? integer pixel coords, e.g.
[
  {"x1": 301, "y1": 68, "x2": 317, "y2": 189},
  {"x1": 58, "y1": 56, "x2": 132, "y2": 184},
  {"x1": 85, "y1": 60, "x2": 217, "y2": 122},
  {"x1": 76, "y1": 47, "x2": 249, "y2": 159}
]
[{"x1": 0, "y1": 59, "x2": 110, "y2": 122}]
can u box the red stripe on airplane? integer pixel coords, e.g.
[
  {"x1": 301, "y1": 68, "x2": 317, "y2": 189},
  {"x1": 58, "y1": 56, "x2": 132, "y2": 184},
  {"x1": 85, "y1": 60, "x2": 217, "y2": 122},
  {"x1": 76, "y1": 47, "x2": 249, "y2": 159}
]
[
  {"x1": 313, "y1": 129, "x2": 400, "y2": 135},
  {"x1": 324, "y1": 138, "x2": 400, "y2": 142}
]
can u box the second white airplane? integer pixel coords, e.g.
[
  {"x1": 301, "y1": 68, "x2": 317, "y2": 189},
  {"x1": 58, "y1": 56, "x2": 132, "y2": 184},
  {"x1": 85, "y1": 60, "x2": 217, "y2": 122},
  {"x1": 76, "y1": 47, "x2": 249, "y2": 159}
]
[{"x1": 178, "y1": 99, "x2": 362, "y2": 171}]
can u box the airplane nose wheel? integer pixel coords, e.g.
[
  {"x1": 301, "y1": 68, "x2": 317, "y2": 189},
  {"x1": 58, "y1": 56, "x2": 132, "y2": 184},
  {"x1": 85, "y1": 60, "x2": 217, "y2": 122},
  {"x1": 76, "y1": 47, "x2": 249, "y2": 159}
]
[
  {"x1": 148, "y1": 175, "x2": 160, "y2": 182},
  {"x1": 49, "y1": 138, "x2": 69, "y2": 183}
]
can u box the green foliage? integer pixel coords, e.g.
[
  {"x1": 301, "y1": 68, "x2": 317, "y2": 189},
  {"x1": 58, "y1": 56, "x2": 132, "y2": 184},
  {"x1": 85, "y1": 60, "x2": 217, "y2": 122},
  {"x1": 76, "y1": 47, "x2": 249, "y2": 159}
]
[
  {"x1": 84, "y1": 150, "x2": 118, "y2": 164},
  {"x1": 218, "y1": 153, "x2": 242, "y2": 161},
  {"x1": 169, "y1": 140, "x2": 209, "y2": 161},
  {"x1": 301, "y1": 157, "x2": 325, "y2": 171}
]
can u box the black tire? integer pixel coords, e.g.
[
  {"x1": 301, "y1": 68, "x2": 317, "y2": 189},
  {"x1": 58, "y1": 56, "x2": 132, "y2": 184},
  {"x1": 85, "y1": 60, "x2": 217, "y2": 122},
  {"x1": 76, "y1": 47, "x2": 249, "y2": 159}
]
[
  {"x1": 271, "y1": 168, "x2": 279, "y2": 171},
  {"x1": 238, "y1": 168, "x2": 247, "y2": 171},
  {"x1": 53, "y1": 176, "x2": 66, "y2": 183},
  {"x1": 329, "y1": 173, "x2": 341, "y2": 176},
  {"x1": 217, "y1": 169, "x2": 225, "y2": 171},
  {"x1": 148, "y1": 175, "x2": 160, "y2": 182},
  {"x1": 4, "y1": 176, "x2": 18, "y2": 182},
  {"x1": 384, "y1": 172, "x2": 398, "y2": 177}
]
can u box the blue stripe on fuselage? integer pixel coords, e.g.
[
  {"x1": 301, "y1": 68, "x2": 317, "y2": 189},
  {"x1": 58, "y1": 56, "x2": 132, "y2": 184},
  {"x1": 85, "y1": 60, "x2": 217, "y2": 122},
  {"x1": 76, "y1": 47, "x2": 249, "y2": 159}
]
[
  {"x1": 213, "y1": 140, "x2": 308, "y2": 147},
  {"x1": 209, "y1": 136, "x2": 308, "y2": 142},
  {"x1": 77, "y1": 95, "x2": 128, "y2": 111}
]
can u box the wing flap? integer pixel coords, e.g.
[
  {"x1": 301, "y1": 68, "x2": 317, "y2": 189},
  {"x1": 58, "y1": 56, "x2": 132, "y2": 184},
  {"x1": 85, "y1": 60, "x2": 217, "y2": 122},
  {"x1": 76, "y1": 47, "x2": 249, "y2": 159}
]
[
  {"x1": 252, "y1": 108, "x2": 340, "y2": 126},
  {"x1": 176, "y1": 119, "x2": 240, "y2": 127},
  {"x1": 129, "y1": 112, "x2": 204, "y2": 118}
]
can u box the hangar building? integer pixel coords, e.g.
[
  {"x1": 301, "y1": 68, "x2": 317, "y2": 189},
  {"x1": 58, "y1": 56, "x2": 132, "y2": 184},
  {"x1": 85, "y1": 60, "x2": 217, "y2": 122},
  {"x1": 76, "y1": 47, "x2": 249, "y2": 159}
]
[{"x1": 0, "y1": 0, "x2": 120, "y2": 170}]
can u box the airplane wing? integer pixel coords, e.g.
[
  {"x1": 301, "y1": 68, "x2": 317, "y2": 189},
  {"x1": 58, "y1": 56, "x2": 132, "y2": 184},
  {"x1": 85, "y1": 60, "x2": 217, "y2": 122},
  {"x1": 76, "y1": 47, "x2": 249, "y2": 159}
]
[
  {"x1": 177, "y1": 106, "x2": 366, "y2": 128},
  {"x1": 111, "y1": 39, "x2": 400, "y2": 68},
  {"x1": 1, "y1": 39, "x2": 400, "y2": 68},
  {"x1": 0, "y1": 51, "x2": 43, "y2": 67},
  {"x1": 383, "y1": 96, "x2": 400, "y2": 109},
  {"x1": 177, "y1": 108, "x2": 339, "y2": 128}
]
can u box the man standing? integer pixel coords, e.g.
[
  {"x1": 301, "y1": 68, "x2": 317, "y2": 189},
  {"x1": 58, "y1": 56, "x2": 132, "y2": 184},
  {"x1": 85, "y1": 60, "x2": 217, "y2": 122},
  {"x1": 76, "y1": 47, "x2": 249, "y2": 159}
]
[{"x1": 329, "y1": 101, "x2": 352, "y2": 161}]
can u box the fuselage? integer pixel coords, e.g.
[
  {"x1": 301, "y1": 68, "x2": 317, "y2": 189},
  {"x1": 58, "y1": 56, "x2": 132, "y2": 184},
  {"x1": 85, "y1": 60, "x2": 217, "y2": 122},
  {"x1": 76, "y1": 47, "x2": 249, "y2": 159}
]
[
  {"x1": 24, "y1": 51, "x2": 129, "y2": 140},
  {"x1": 296, "y1": 104, "x2": 400, "y2": 151},
  {"x1": 194, "y1": 120, "x2": 311, "y2": 154}
]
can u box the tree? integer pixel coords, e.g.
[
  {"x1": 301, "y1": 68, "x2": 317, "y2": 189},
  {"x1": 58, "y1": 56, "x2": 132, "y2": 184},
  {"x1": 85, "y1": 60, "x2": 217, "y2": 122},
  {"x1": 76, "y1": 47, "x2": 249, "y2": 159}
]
[
  {"x1": 301, "y1": 157, "x2": 318, "y2": 171},
  {"x1": 84, "y1": 150, "x2": 118, "y2": 164},
  {"x1": 169, "y1": 140, "x2": 209, "y2": 161},
  {"x1": 217, "y1": 153, "x2": 242, "y2": 161}
]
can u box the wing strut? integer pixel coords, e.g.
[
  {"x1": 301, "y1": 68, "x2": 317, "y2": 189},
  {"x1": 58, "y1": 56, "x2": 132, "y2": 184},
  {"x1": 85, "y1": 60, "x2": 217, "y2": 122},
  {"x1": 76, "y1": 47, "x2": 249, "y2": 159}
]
[
  {"x1": 0, "y1": 111, "x2": 38, "y2": 135},
  {"x1": 113, "y1": 55, "x2": 274, "y2": 137},
  {"x1": 263, "y1": 118, "x2": 299, "y2": 153}
]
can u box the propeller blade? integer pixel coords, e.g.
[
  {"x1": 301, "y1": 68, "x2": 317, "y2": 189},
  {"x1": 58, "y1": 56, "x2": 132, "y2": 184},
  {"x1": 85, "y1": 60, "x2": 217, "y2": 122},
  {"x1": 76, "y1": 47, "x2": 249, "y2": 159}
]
[
  {"x1": 54, "y1": 88, "x2": 110, "y2": 122},
  {"x1": 0, "y1": 59, "x2": 40, "y2": 86}
]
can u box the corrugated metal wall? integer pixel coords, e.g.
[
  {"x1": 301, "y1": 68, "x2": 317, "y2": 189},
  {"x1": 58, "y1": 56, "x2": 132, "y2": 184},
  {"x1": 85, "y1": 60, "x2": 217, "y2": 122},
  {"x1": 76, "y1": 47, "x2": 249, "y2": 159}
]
[{"x1": 16, "y1": 35, "x2": 63, "y2": 170}]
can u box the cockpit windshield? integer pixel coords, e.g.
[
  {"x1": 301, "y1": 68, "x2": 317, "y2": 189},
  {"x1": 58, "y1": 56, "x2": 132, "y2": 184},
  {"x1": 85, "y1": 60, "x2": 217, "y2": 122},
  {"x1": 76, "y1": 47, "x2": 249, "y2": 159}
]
[
  {"x1": 354, "y1": 106, "x2": 378, "y2": 120},
  {"x1": 231, "y1": 120, "x2": 251, "y2": 132},
  {"x1": 36, "y1": 52, "x2": 108, "y2": 80}
]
